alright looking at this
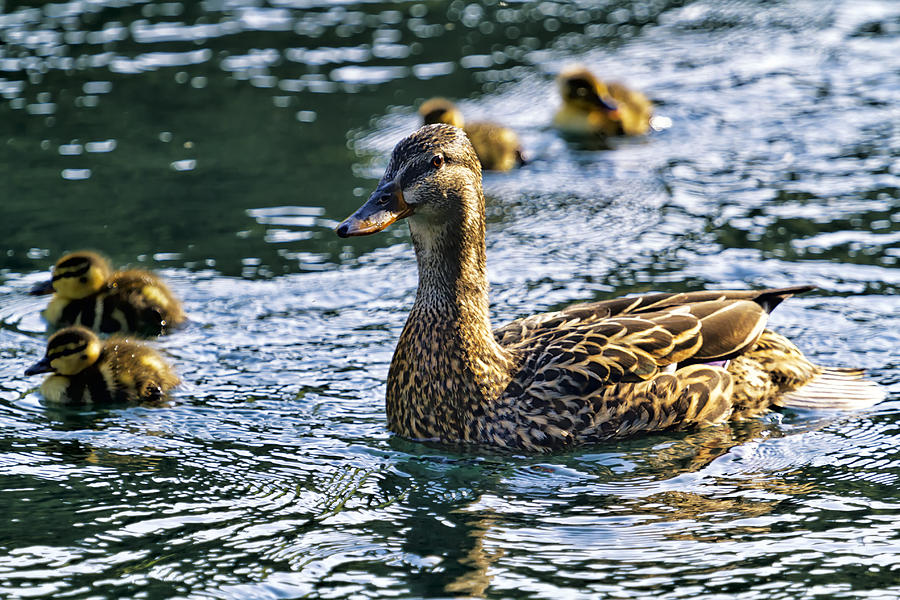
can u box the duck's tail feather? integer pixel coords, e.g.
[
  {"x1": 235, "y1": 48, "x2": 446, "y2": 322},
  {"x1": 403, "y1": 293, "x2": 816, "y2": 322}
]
[{"x1": 776, "y1": 368, "x2": 885, "y2": 411}]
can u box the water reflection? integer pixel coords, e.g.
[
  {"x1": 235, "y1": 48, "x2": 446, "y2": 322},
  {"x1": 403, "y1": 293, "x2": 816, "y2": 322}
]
[{"x1": 1, "y1": 0, "x2": 689, "y2": 277}]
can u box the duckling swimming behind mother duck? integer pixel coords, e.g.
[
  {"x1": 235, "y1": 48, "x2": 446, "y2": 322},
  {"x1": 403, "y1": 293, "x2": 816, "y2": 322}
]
[
  {"x1": 25, "y1": 326, "x2": 179, "y2": 405},
  {"x1": 554, "y1": 65, "x2": 653, "y2": 138},
  {"x1": 30, "y1": 251, "x2": 185, "y2": 337},
  {"x1": 336, "y1": 124, "x2": 884, "y2": 453},
  {"x1": 419, "y1": 97, "x2": 525, "y2": 172}
]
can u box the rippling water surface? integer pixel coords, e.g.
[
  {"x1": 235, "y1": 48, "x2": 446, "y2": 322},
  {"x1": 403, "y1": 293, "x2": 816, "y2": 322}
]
[{"x1": 1, "y1": 0, "x2": 899, "y2": 598}]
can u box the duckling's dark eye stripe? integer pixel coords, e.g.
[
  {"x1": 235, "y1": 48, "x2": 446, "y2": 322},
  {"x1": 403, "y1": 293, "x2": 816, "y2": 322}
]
[
  {"x1": 56, "y1": 256, "x2": 91, "y2": 269},
  {"x1": 52, "y1": 263, "x2": 91, "y2": 281},
  {"x1": 48, "y1": 341, "x2": 89, "y2": 358},
  {"x1": 49, "y1": 331, "x2": 87, "y2": 347}
]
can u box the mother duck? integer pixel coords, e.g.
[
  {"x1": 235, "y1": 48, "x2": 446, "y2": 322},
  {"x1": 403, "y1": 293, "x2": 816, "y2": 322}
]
[{"x1": 336, "y1": 124, "x2": 883, "y2": 452}]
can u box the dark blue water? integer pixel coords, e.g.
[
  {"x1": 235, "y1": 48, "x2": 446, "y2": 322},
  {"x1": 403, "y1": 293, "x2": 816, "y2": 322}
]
[{"x1": 1, "y1": 1, "x2": 899, "y2": 598}]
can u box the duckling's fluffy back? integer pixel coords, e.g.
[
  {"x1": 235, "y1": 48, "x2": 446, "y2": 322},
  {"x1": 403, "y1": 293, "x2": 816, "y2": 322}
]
[
  {"x1": 109, "y1": 270, "x2": 186, "y2": 331},
  {"x1": 418, "y1": 97, "x2": 525, "y2": 171},
  {"x1": 464, "y1": 121, "x2": 526, "y2": 171},
  {"x1": 100, "y1": 337, "x2": 180, "y2": 401},
  {"x1": 606, "y1": 82, "x2": 653, "y2": 135}
]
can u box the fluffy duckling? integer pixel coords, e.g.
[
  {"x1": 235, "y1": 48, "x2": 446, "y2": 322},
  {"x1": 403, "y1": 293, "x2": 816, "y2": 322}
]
[
  {"x1": 553, "y1": 65, "x2": 653, "y2": 137},
  {"x1": 336, "y1": 125, "x2": 884, "y2": 453},
  {"x1": 30, "y1": 251, "x2": 185, "y2": 336},
  {"x1": 419, "y1": 97, "x2": 525, "y2": 172},
  {"x1": 25, "y1": 326, "x2": 179, "y2": 404}
]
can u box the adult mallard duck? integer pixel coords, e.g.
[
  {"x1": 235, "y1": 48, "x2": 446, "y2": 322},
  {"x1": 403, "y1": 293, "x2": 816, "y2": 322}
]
[
  {"x1": 553, "y1": 65, "x2": 653, "y2": 137},
  {"x1": 25, "y1": 326, "x2": 179, "y2": 404},
  {"x1": 30, "y1": 251, "x2": 185, "y2": 336},
  {"x1": 419, "y1": 97, "x2": 526, "y2": 172},
  {"x1": 336, "y1": 124, "x2": 883, "y2": 452}
]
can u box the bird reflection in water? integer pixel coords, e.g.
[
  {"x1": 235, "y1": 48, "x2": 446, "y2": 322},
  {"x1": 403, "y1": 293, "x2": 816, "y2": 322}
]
[{"x1": 386, "y1": 415, "x2": 840, "y2": 597}]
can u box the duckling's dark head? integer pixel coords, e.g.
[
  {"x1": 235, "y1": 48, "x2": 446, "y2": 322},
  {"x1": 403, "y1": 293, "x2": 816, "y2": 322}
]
[
  {"x1": 419, "y1": 98, "x2": 465, "y2": 129},
  {"x1": 25, "y1": 326, "x2": 102, "y2": 377},
  {"x1": 30, "y1": 251, "x2": 111, "y2": 299},
  {"x1": 558, "y1": 66, "x2": 618, "y2": 113},
  {"x1": 336, "y1": 124, "x2": 482, "y2": 238}
]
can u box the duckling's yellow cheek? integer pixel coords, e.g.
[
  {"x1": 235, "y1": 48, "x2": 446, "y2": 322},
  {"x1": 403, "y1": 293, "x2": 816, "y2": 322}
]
[
  {"x1": 87, "y1": 268, "x2": 106, "y2": 293},
  {"x1": 53, "y1": 278, "x2": 88, "y2": 300},
  {"x1": 141, "y1": 285, "x2": 170, "y2": 309},
  {"x1": 40, "y1": 376, "x2": 70, "y2": 404},
  {"x1": 51, "y1": 351, "x2": 93, "y2": 376}
]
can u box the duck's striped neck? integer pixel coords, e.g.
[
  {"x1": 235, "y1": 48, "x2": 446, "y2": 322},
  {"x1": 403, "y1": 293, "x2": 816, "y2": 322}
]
[{"x1": 386, "y1": 192, "x2": 515, "y2": 443}]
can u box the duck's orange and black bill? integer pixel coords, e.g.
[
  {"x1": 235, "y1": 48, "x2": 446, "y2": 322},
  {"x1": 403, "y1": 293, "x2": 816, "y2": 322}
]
[
  {"x1": 29, "y1": 279, "x2": 54, "y2": 296},
  {"x1": 335, "y1": 179, "x2": 412, "y2": 237},
  {"x1": 25, "y1": 356, "x2": 53, "y2": 376}
]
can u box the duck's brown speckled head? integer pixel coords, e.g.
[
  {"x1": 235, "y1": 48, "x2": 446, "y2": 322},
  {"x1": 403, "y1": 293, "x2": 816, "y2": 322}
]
[{"x1": 336, "y1": 124, "x2": 482, "y2": 238}]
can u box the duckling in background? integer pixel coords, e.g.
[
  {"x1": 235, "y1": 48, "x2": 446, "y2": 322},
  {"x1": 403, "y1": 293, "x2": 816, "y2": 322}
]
[
  {"x1": 25, "y1": 326, "x2": 179, "y2": 404},
  {"x1": 419, "y1": 97, "x2": 526, "y2": 171},
  {"x1": 336, "y1": 124, "x2": 884, "y2": 453},
  {"x1": 29, "y1": 251, "x2": 185, "y2": 336},
  {"x1": 553, "y1": 65, "x2": 653, "y2": 138}
]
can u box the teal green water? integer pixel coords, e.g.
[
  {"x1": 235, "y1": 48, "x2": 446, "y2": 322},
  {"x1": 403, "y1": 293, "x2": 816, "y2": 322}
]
[{"x1": 1, "y1": 1, "x2": 899, "y2": 598}]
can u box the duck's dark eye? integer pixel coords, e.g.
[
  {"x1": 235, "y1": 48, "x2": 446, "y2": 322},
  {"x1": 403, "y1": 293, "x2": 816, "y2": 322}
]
[
  {"x1": 79, "y1": 276, "x2": 87, "y2": 283},
  {"x1": 81, "y1": 354, "x2": 88, "y2": 361},
  {"x1": 431, "y1": 155, "x2": 444, "y2": 168}
]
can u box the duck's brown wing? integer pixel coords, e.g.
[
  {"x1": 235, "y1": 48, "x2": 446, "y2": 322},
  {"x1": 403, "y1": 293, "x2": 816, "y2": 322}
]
[
  {"x1": 494, "y1": 286, "x2": 813, "y2": 347},
  {"x1": 506, "y1": 297, "x2": 774, "y2": 387},
  {"x1": 497, "y1": 291, "x2": 817, "y2": 450},
  {"x1": 500, "y1": 309, "x2": 741, "y2": 449}
]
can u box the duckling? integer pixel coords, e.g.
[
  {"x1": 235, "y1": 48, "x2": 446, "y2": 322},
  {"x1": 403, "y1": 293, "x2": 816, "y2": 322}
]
[
  {"x1": 553, "y1": 65, "x2": 653, "y2": 137},
  {"x1": 29, "y1": 251, "x2": 185, "y2": 336},
  {"x1": 336, "y1": 124, "x2": 884, "y2": 453},
  {"x1": 24, "y1": 326, "x2": 179, "y2": 404},
  {"x1": 419, "y1": 97, "x2": 525, "y2": 172}
]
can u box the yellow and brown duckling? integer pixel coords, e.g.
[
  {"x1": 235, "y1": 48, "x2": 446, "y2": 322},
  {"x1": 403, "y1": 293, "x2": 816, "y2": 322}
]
[
  {"x1": 25, "y1": 326, "x2": 179, "y2": 405},
  {"x1": 30, "y1": 251, "x2": 185, "y2": 337},
  {"x1": 553, "y1": 65, "x2": 653, "y2": 137},
  {"x1": 336, "y1": 124, "x2": 884, "y2": 453},
  {"x1": 419, "y1": 97, "x2": 525, "y2": 172}
]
